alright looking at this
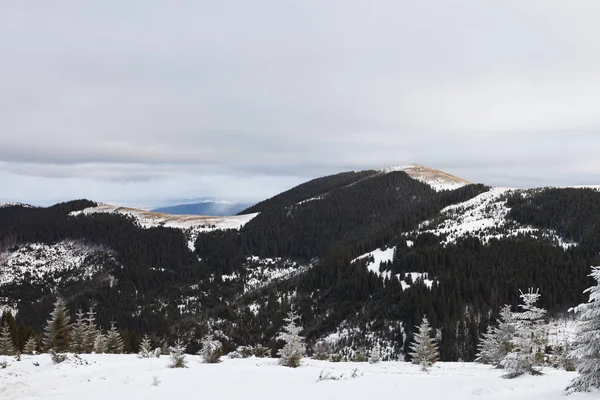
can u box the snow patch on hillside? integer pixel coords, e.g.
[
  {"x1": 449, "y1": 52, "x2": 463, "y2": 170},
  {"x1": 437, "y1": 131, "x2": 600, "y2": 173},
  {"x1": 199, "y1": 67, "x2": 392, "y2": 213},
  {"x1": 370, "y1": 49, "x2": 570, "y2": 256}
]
[
  {"x1": 417, "y1": 187, "x2": 578, "y2": 248},
  {"x1": 70, "y1": 204, "x2": 258, "y2": 251},
  {"x1": 0, "y1": 241, "x2": 116, "y2": 286},
  {"x1": 0, "y1": 202, "x2": 33, "y2": 208},
  {"x1": 381, "y1": 164, "x2": 470, "y2": 191}
]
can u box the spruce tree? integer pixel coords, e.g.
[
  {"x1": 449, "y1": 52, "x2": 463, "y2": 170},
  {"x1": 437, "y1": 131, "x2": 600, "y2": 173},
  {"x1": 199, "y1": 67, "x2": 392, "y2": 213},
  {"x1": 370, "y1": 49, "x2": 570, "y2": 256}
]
[
  {"x1": 169, "y1": 339, "x2": 187, "y2": 368},
  {"x1": 566, "y1": 266, "x2": 600, "y2": 393},
  {"x1": 70, "y1": 309, "x2": 86, "y2": 354},
  {"x1": 476, "y1": 305, "x2": 515, "y2": 366},
  {"x1": 0, "y1": 323, "x2": 15, "y2": 356},
  {"x1": 43, "y1": 297, "x2": 72, "y2": 352},
  {"x1": 369, "y1": 343, "x2": 382, "y2": 364},
  {"x1": 24, "y1": 336, "x2": 37, "y2": 355},
  {"x1": 82, "y1": 305, "x2": 98, "y2": 353},
  {"x1": 502, "y1": 288, "x2": 547, "y2": 378},
  {"x1": 105, "y1": 322, "x2": 124, "y2": 354},
  {"x1": 276, "y1": 311, "x2": 305, "y2": 368},
  {"x1": 198, "y1": 334, "x2": 223, "y2": 363},
  {"x1": 94, "y1": 331, "x2": 108, "y2": 354},
  {"x1": 138, "y1": 334, "x2": 152, "y2": 358},
  {"x1": 409, "y1": 315, "x2": 439, "y2": 371}
]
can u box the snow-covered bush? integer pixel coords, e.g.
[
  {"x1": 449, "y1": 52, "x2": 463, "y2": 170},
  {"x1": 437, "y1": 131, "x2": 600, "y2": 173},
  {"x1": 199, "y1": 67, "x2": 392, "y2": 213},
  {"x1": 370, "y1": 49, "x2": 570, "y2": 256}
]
[
  {"x1": 94, "y1": 332, "x2": 108, "y2": 354},
  {"x1": 276, "y1": 311, "x2": 306, "y2": 368},
  {"x1": 105, "y1": 322, "x2": 124, "y2": 354},
  {"x1": 566, "y1": 266, "x2": 600, "y2": 394},
  {"x1": 369, "y1": 344, "x2": 382, "y2": 364},
  {"x1": 198, "y1": 334, "x2": 223, "y2": 363},
  {"x1": 501, "y1": 288, "x2": 547, "y2": 378},
  {"x1": 138, "y1": 334, "x2": 152, "y2": 358},
  {"x1": 476, "y1": 305, "x2": 515, "y2": 366},
  {"x1": 169, "y1": 339, "x2": 187, "y2": 368},
  {"x1": 24, "y1": 336, "x2": 37, "y2": 355},
  {"x1": 409, "y1": 315, "x2": 439, "y2": 371},
  {"x1": 236, "y1": 344, "x2": 270, "y2": 358},
  {"x1": 49, "y1": 349, "x2": 67, "y2": 364}
]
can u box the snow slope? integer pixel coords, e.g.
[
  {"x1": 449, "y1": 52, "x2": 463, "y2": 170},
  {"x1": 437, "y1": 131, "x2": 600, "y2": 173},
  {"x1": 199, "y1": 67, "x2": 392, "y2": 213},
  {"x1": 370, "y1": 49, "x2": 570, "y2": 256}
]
[
  {"x1": 381, "y1": 164, "x2": 470, "y2": 191},
  {"x1": 0, "y1": 355, "x2": 592, "y2": 400},
  {"x1": 70, "y1": 204, "x2": 258, "y2": 251}
]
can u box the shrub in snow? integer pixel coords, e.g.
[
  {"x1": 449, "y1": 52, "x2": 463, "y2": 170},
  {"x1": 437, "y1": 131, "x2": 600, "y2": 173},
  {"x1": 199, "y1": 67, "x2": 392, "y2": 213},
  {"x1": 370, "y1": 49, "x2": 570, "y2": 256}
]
[
  {"x1": 228, "y1": 350, "x2": 242, "y2": 359},
  {"x1": 0, "y1": 359, "x2": 7, "y2": 369},
  {"x1": 353, "y1": 347, "x2": 368, "y2": 362},
  {"x1": 501, "y1": 288, "x2": 547, "y2": 379},
  {"x1": 276, "y1": 311, "x2": 306, "y2": 368},
  {"x1": 476, "y1": 305, "x2": 515, "y2": 366},
  {"x1": 409, "y1": 315, "x2": 439, "y2": 371},
  {"x1": 252, "y1": 344, "x2": 270, "y2": 358},
  {"x1": 169, "y1": 339, "x2": 187, "y2": 368},
  {"x1": 94, "y1": 332, "x2": 108, "y2": 354},
  {"x1": 566, "y1": 266, "x2": 600, "y2": 394},
  {"x1": 24, "y1": 336, "x2": 37, "y2": 355},
  {"x1": 49, "y1": 349, "x2": 67, "y2": 364},
  {"x1": 105, "y1": 322, "x2": 124, "y2": 354},
  {"x1": 330, "y1": 354, "x2": 343, "y2": 363},
  {"x1": 154, "y1": 348, "x2": 161, "y2": 358},
  {"x1": 369, "y1": 344, "x2": 382, "y2": 364},
  {"x1": 318, "y1": 368, "x2": 362, "y2": 381},
  {"x1": 138, "y1": 334, "x2": 152, "y2": 358},
  {"x1": 43, "y1": 297, "x2": 72, "y2": 352},
  {"x1": 0, "y1": 323, "x2": 15, "y2": 356},
  {"x1": 313, "y1": 352, "x2": 330, "y2": 361},
  {"x1": 199, "y1": 334, "x2": 223, "y2": 363}
]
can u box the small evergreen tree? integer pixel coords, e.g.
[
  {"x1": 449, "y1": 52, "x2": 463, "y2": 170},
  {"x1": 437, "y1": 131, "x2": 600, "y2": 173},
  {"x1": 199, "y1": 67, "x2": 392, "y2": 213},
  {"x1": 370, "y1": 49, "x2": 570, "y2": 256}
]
[
  {"x1": 409, "y1": 315, "x2": 439, "y2": 371},
  {"x1": 138, "y1": 334, "x2": 152, "y2": 358},
  {"x1": 476, "y1": 305, "x2": 515, "y2": 366},
  {"x1": 0, "y1": 323, "x2": 15, "y2": 356},
  {"x1": 169, "y1": 339, "x2": 187, "y2": 368},
  {"x1": 70, "y1": 309, "x2": 86, "y2": 354},
  {"x1": 43, "y1": 297, "x2": 72, "y2": 352},
  {"x1": 24, "y1": 336, "x2": 37, "y2": 355},
  {"x1": 105, "y1": 322, "x2": 124, "y2": 354},
  {"x1": 369, "y1": 343, "x2": 382, "y2": 364},
  {"x1": 566, "y1": 266, "x2": 600, "y2": 394},
  {"x1": 276, "y1": 311, "x2": 306, "y2": 368},
  {"x1": 198, "y1": 334, "x2": 223, "y2": 363},
  {"x1": 82, "y1": 305, "x2": 98, "y2": 353},
  {"x1": 501, "y1": 288, "x2": 547, "y2": 378},
  {"x1": 94, "y1": 331, "x2": 107, "y2": 354}
]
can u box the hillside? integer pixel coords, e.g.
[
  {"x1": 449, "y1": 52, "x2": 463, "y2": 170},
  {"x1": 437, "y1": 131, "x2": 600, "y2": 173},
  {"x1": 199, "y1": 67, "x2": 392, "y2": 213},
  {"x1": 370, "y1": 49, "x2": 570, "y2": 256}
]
[
  {"x1": 152, "y1": 201, "x2": 253, "y2": 216},
  {"x1": 1, "y1": 165, "x2": 600, "y2": 362}
]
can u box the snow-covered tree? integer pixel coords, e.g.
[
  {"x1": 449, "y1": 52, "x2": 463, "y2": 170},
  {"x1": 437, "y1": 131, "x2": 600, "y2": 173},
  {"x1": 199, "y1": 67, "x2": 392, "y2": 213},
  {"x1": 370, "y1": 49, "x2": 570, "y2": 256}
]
[
  {"x1": 0, "y1": 323, "x2": 15, "y2": 356},
  {"x1": 138, "y1": 334, "x2": 152, "y2": 358},
  {"x1": 169, "y1": 339, "x2": 187, "y2": 368},
  {"x1": 198, "y1": 334, "x2": 222, "y2": 363},
  {"x1": 70, "y1": 309, "x2": 87, "y2": 354},
  {"x1": 566, "y1": 266, "x2": 600, "y2": 394},
  {"x1": 105, "y1": 321, "x2": 124, "y2": 354},
  {"x1": 43, "y1": 297, "x2": 71, "y2": 352},
  {"x1": 82, "y1": 305, "x2": 98, "y2": 353},
  {"x1": 276, "y1": 311, "x2": 306, "y2": 368},
  {"x1": 94, "y1": 331, "x2": 108, "y2": 354},
  {"x1": 409, "y1": 315, "x2": 439, "y2": 371},
  {"x1": 476, "y1": 305, "x2": 515, "y2": 366},
  {"x1": 369, "y1": 343, "x2": 382, "y2": 364},
  {"x1": 24, "y1": 336, "x2": 37, "y2": 355},
  {"x1": 501, "y1": 288, "x2": 547, "y2": 378}
]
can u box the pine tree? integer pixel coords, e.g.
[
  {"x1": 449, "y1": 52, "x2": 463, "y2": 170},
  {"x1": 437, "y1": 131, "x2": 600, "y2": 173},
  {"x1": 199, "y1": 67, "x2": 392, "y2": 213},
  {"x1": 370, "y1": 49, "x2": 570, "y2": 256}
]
[
  {"x1": 369, "y1": 343, "x2": 382, "y2": 364},
  {"x1": 566, "y1": 266, "x2": 600, "y2": 393},
  {"x1": 501, "y1": 288, "x2": 547, "y2": 378},
  {"x1": 409, "y1": 315, "x2": 439, "y2": 371},
  {"x1": 70, "y1": 309, "x2": 86, "y2": 354},
  {"x1": 24, "y1": 335, "x2": 37, "y2": 355},
  {"x1": 0, "y1": 323, "x2": 15, "y2": 356},
  {"x1": 169, "y1": 339, "x2": 187, "y2": 368},
  {"x1": 138, "y1": 334, "x2": 152, "y2": 358},
  {"x1": 105, "y1": 321, "x2": 124, "y2": 354},
  {"x1": 276, "y1": 311, "x2": 306, "y2": 368},
  {"x1": 94, "y1": 331, "x2": 107, "y2": 354},
  {"x1": 82, "y1": 306, "x2": 97, "y2": 353},
  {"x1": 476, "y1": 305, "x2": 515, "y2": 366},
  {"x1": 198, "y1": 334, "x2": 222, "y2": 363},
  {"x1": 43, "y1": 297, "x2": 71, "y2": 352}
]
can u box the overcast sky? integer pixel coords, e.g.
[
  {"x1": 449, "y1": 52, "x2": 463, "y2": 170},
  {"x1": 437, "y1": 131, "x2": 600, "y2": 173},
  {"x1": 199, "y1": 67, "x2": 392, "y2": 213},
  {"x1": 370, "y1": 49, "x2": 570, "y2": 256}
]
[{"x1": 2, "y1": 1, "x2": 600, "y2": 207}]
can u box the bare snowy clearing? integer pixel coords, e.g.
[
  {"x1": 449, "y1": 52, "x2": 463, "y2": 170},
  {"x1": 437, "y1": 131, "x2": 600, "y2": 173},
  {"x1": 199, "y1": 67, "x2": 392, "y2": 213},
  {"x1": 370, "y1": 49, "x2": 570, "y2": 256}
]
[
  {"x1": 0, "y1": 355, "x2": 592, "y2": 400},
  {"x1": 381, "y1": 164, "x2": 470, "y2": 191}
]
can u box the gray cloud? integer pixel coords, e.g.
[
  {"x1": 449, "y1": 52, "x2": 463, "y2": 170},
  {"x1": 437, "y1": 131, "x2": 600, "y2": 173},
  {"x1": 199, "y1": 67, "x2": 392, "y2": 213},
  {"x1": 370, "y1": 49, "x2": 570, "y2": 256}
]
[{"x1": 1, "y1": 1, "x2": 600, "y2": 206}]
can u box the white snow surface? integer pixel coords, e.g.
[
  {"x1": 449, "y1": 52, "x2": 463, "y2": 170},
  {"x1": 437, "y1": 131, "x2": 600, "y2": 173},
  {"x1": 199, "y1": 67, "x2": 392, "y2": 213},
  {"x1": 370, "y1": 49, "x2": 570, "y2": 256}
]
[
  {"x1": 0, "y1": 240, "x2": 115, "y2": 286},
  {"x1": 0, "y1": 202, "x2": 32, "y2": 208},
  {"x1": 381, "y1": 164, "x2": 470, "y2": 191},
  {"x1": 70, "y1": 204, "x2": 258, "y2": 251},
  {"x1": 0, "y1": 354, "x2": 592, "y2": 400},
  {"x1": 417, "y1": 187, "x2": 577, "y2": 248}
]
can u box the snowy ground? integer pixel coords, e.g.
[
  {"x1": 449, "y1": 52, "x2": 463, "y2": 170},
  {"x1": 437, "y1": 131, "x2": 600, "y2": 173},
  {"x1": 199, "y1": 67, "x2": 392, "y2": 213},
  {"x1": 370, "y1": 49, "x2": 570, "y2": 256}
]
[{"x1": 1, "y1": 355, "x2": 594, "y2": 400}]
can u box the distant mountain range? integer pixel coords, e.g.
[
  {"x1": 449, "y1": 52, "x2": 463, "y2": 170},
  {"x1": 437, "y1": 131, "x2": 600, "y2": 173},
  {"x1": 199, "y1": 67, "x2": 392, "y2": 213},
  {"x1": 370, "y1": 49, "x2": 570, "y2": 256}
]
[{"x1": 151, "y1": 201, "x2": 254, "y2": 216}]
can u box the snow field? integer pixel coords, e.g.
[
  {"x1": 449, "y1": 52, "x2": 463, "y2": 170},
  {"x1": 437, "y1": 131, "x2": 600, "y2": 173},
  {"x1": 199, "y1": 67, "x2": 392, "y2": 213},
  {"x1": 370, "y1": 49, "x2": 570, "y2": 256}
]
[{"x1": 0, "y1": 355, "x2": 592, "y2": 400}]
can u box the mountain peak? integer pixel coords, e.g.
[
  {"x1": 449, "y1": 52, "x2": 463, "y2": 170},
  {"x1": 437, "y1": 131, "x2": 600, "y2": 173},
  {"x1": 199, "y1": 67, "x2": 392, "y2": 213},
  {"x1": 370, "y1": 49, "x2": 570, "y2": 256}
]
[{"x1": 380, "y1": 163, "x2": 470, "y2": 191}]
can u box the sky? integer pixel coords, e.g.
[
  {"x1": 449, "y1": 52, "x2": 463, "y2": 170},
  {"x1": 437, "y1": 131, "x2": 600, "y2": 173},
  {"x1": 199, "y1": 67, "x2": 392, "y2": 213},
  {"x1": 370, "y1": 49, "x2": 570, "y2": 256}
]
[{"x1": 2, "y1": 1, "x2": 600, "y2": 207}]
